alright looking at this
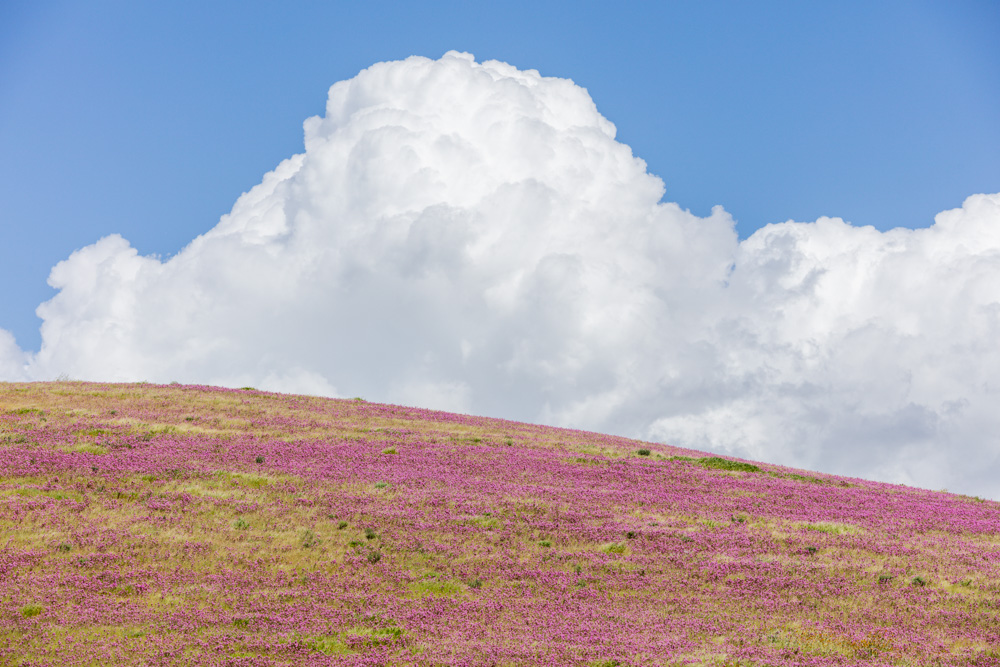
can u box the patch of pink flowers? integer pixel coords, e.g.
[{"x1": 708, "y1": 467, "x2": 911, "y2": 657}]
[{"x1": 1, "y1": 382, "x2": 998, "y2": 666}]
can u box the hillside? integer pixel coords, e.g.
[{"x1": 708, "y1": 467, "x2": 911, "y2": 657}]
[{"x1": 1, "y1": 382, "x2": 998, "y2": 666}]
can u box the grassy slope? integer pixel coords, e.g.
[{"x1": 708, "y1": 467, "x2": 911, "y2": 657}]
[{"x1": 1, "y1": 381, "x2": 998, "y2": 666}]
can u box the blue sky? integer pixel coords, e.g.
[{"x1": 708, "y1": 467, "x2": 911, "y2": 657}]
[{"x1": 1, "y1": 0, "x2": 998, "y2": 354}]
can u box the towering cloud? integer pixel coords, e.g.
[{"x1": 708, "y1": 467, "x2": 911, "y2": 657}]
[{"x1": 1, "y1": 52, "x2": 998, "y2": 498}]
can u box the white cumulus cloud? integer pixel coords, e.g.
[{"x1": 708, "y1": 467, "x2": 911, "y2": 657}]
[{"x1": 1, "y1": 51, "x2": 998, "y2": 498}]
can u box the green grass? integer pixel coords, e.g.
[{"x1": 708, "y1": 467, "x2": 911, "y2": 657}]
[
  {"x1": 307, "y1": 625, "x2": 405, "y2": 655},
  {"x1": 20, "y1": 604, "x2": 43, "y2": 618},
  {"x1": 65, "y1": 443, "x2": 109, "y2": 455},
  {"x1": 669, "y1": 455, "x2": 761, "y2": 473},
  {"x1": 798, "y1": 521, "x2": 862, "y2": 535},
  {"x1": 698, "y1": 457, "x2": 761, "y2": 473},
  {"x1": 408, "y1": 577, "x2": 463, "y2": 597}
]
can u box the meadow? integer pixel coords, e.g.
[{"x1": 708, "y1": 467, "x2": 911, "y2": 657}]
[{"x1": 1, "y1": 381, "x2": 998, "y2": 666}]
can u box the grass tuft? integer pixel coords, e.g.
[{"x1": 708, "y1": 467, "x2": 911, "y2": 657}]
[
  {"x1": 799, "y1": 521, "x2": 861, "y2": 535},
  {"x1": 698, "y1": 457, "x2": 760, "y2": 473},
  {"x1": 20, "y1": 604, "x2": 43, "y2": 618}
]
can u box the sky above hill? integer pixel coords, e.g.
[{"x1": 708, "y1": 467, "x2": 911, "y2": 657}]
[{"x1": 1, "y1": 1, "x2": 999, "y2": 498}]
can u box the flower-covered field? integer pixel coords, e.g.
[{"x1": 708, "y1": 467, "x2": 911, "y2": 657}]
[{"x1": 1, "y1": 382, "x2": 998, "y2": 666}]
